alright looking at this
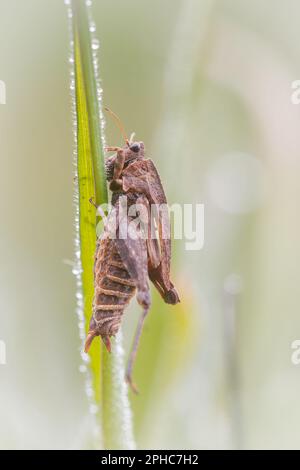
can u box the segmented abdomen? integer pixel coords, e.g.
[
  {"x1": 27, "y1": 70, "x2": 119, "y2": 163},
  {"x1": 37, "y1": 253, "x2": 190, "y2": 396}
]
[{"x1": 89, "y1": 234, "x2": 136, "y2": 338}]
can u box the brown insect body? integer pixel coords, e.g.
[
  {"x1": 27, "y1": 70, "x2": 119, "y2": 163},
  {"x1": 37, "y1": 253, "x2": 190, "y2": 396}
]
[
  {"x1": 85, "y1": 233, "x2": 137, "y2": 354},
  {"x1": 84, "y1": 114, "x2": 179, "y2": 391}
]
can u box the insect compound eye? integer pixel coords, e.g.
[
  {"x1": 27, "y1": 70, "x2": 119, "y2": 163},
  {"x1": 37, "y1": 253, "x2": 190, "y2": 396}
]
[{"x1": 130, "y1": 143, "x2": 140, "y2": 153}]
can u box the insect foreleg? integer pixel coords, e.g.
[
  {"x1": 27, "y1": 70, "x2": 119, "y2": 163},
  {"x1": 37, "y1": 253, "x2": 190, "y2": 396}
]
[
  {"x1": 107, "y1": 147, "x2": 126, "y2": 191},
  {"x1": 113, "y1": 149, "x2": 125, "y2": 180}
]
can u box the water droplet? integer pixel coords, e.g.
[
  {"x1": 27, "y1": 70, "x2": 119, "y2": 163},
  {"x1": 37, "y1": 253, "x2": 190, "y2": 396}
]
[
  {"x1": 91, "y1": 38, "x2": 100, "y2": 50},
  {"x1": 81, "y1": 352, "x2": 90, "y2": 363},
  {"x1": 89, "y1": 404, "x2": 98, "y2": 415},
  {"x1": 89, "y1": 22, "x2": 96, "y2": 33},
  {"x1": 86, "y1": 386, "x2": 93, "y2": 398},
  {"x1": 72, "y1": 267, "x2": 82, "y2": 276}
]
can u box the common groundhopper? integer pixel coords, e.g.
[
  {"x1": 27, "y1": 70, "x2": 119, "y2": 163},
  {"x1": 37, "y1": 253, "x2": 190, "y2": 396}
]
[{"x1": 85, "y1": 109, "x2": 180, "y2": 392}]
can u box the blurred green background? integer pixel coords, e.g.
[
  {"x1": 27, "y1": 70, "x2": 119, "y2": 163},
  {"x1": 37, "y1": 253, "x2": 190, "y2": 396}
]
[{"x1": 1, "y1": 0, "x2": 300, "y2": 449}]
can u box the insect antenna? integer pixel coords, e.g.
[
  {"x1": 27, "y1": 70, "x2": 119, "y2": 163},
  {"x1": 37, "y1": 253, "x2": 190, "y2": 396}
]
[{"x1": 104, "y1": 107, "x2": 129, "y2": 146}]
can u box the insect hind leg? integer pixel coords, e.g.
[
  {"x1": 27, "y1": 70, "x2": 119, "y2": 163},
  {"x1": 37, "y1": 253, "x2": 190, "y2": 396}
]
[
  {"x1": 126, "y1": 304, "x2": 150, "y2": 394},
  {"x1": 101, "y1": 334, "x2": 112, "y2": 353}
]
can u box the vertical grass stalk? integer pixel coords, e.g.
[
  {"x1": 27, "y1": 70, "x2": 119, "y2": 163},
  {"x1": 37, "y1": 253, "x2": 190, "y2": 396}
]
[{"x1": 66, "y1": 0, "x2": 135, "y2": 449}]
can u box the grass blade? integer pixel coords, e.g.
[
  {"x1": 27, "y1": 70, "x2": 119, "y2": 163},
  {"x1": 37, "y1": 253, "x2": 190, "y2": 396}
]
[{"x1": 66, "y1": 0, "x2": 135, "y2": 449}]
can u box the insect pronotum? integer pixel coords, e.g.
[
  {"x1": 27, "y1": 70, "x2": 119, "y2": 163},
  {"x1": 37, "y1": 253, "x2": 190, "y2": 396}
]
[{"x1": 84, "y1": 108, "x2": 180, "y2": 393}]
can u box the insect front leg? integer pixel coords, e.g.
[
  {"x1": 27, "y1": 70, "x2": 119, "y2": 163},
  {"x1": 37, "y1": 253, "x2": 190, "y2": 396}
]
[{"x1": 106, "y1": 147, "x2": 126, "y2": 192}]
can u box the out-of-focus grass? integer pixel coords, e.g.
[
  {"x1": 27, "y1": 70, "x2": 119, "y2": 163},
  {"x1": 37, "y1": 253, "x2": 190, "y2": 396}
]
[
  {"x1": 2, "y1": 0, "x2": 300, "y2": 450},
  {"x1": 130, "y1": 284, "x2": 198, "y2": 445}
]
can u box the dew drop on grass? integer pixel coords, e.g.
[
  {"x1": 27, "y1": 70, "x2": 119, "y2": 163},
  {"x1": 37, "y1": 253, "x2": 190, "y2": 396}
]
[
  {"x1": 91, "y1": 38, "x2": 99, "y2": 50},
  {"x1": 89, "y1": 404, "x2": 99, "y2": 415},
  {"x1": 89, "y1": 21, "x2": 96, "y2": 33},
  {"x1": 65, "y1": 0, "x2": 135, "y2": 450},
  {"x1": 65, "y1": 0, "x2": 100, "y2": 444}
]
